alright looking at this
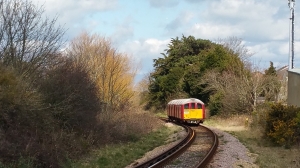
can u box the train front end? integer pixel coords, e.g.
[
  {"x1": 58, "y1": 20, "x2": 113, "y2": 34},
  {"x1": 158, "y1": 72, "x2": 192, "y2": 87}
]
[{"x1": 167, "y1": 98, "x2": 205, "y2": 125}]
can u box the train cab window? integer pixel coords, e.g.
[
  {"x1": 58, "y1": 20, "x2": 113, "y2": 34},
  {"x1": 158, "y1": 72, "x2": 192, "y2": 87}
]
[
  {"x1": 197, "y1": 103, "x2": 202, "y2": 109},
  {"x1": 191, "y1": 103, "x2": 195, "y2": 109},
  {"x1": 184, "y1": 103, "x2": 189, "y2": 109}
]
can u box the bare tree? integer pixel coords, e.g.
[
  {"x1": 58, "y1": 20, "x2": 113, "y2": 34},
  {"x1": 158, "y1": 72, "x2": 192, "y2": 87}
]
[
  {"x1": 216, "y1": 36, "x2": 254, "y2": 64},
  {"x1": 202, "y1": 70, "x2": 252, "y2": 114},
  {"x1": 203, "y1": 62, "x2": 281, "y2": 115},
  {"x1": 0, "y1": 0, "x2": 65, "y2": 76}
]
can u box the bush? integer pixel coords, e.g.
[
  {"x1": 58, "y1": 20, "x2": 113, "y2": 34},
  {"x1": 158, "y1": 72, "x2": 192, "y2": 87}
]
[
  {"x1": 0, "y1": 62, "x2": 163, "y2": 167},
  {"x1": 251, "y1": 102, "x2": 271, "y2": 129},
  {"x1": 0, "y1": 65, "x2": 57, "y2": 167},
  {"x1": 208, "y1": 92, "x2": 223, "y2": 116},
  {"x1": 265, "y1": 103, "x2": 300, "y2": 147},
  {"x1": 0, "y1": 61, "x2": 103, "y2": 167},
  {"x1": 39, "y1": 60, "x2": 100, "y2": 132}
]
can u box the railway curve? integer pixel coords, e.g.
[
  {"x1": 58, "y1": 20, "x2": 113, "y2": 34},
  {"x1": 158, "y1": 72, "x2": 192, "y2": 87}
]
[{"x1": 133, "y1": 119, "x2": 219, "y2": 168}]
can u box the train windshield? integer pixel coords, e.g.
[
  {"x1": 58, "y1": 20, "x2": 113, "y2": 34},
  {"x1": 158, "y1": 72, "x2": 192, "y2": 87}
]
[
  {"x1": 197, "y1": 103, "x2": 202, "y2": 109},
  {"x1": 184, "y1": 104, "x2": 189, "y2": 109},
  {"x1": 191, "y1": 103, "x2": 195, "y2": 109}
]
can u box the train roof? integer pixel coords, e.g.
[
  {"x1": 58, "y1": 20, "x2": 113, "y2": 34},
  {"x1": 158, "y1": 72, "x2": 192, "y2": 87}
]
[{"x1": 167, "y1": 98, "x2": 204, "y2": 105}]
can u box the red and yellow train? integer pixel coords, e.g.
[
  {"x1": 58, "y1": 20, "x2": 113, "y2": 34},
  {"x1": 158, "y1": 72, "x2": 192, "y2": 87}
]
[{"x1": 167, "y1": 98, "x2": 205, "y2": 124}]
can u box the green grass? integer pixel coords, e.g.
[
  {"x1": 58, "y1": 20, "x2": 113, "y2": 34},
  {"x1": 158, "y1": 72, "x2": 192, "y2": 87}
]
[
  {"x1": 170, "y1": 159, "x2": 182, "y2": 165},
  {"x1": 0, "y1": 157, "x2": 35, "y2": 168},
  {"x1": 154, "y1": 111, "x2": 167, "y2": 118},
  {"x1": 66, "y1": 125, "x2": 177, "y2": 168}
]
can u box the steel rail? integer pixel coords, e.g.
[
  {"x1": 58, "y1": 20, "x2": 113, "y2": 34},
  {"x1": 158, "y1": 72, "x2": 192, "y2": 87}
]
[
  {"x1": 134, "y1": 119, "x2": 219, "y2": 168},
  {"x1": 135, "y1": 123, "x2": 195, "y2": 168},
  {"x1": 195, "y1": 125, "x2": 219, "y2": 168}
]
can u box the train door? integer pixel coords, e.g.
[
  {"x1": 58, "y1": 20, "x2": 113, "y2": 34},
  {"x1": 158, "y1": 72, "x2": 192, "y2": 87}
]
[
  {"x1": 196, "y1": 103, "x2": 203, "y2": 119},
  {"x1": 183, "y1": 103, "x2": 190, "y2": 119},
  {"x1": 198, "y1": 103, "x2": 205, "y2": 119}
]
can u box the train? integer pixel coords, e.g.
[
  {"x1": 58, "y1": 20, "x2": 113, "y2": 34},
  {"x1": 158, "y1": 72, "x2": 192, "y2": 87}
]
[{"x1": 167, "y1": 98, "x2": 205, "y2": 125}]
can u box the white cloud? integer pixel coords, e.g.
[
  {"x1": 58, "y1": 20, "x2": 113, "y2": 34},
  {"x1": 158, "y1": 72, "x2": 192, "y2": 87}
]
[
  {"x1": 118, "y1": 38, "x2": 170, "y2": 81},
  {"x1": 29, "y1": 0, "x2": 300, "y2": 73},
  {"x1": 197, "y1": 0, "x2": 289, "y2": 41},
  {"x1": 35, "y1": 0, "x2": 117, "y2": 15},
  {"x1": 120, "y1": 39, "x2": 169, "y2": 60},
  {"x1": 182, "y1": 0, "x2": 297, "y2": 69},
  {"x1": 208, "y1": 0, "x2": 278, "y2": 21},
  {"x1": 32, "y1": 0, "x2": 118, "y2": 38},
  {"x1": 111, "y1": 17, "x2": 135, "y2": 46},
  {"x1": 189, "y1": 23, "x2": 244, "y2": 39},
  {"x1": 165, "y1": 11, "x2": 194, "y2": 31},
  {"x1": 247, "y1": 41, "x2": 290, "y2": 68},
  {"x1": 144, "y1": 39, "x2": 169, "y2": 53}
]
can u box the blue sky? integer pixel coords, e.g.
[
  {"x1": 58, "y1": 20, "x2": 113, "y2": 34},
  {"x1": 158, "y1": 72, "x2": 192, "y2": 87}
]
[{"x1": 33, "y1": 0, "x2": 299, "y2": 83}]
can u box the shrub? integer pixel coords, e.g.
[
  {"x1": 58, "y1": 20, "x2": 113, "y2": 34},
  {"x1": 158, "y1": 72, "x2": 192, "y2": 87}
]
[
  {"x1": 0, "y1": 61, "x2": 103, "y2": 167},
  {"x1": 251, "y1": 102, "x2": 271, "y2": 129},
  {"x1": 265, "y1": 103, "x2": 300, "y2": 147},
  {"x1": 39, "y1": 60, "x2": 100, "y2": 132},
  {"x1": 208, "y1": 92, "x2": 223, "y2": 116},
  {"x1": 0, "y1": 65, "x2": 56, "y2": 166}
]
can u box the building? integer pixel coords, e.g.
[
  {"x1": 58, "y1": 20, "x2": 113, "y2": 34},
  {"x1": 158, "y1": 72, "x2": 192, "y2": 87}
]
[
  {"x1": 277, "y1": 65, "x2": 288, "y2": 102},
  {"x1": 287, "y1": 69, "x2": 300, "y2": 107}
]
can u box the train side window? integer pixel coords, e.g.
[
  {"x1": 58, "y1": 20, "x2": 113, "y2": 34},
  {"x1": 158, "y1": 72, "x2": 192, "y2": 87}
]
[
  {"x1": 191, "y1": 103, "x2": 195, "y2": 109},
  {"x1": 197, "y1": 103, "x2": 202, "y2": 109},
  {"x1": 184, "y1": 103, "x2": 189, "y2": 109}
]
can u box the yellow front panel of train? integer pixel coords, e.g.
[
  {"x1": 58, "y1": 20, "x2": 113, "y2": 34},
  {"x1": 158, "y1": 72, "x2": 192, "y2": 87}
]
[{"x1": 184, "y1": 109, "x2": 203, "y2": 119}]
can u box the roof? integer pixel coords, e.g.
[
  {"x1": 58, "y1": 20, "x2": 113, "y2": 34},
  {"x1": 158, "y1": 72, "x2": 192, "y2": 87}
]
[
  {"x1": 168, "y1": 98, "x2": 204, "y2": 105},
  {"x1": 277, "y1": 65, "x2": 288, "y2": 80},
  {"x1": 288, "y1": 68, "x2": 300, "y2": 75},
  {"x1": 277, "y1": 65, "x2": 288, "y2": 72}
]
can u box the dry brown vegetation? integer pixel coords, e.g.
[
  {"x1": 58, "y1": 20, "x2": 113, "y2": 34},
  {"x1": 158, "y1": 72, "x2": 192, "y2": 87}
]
[
  {"x1": 67, "y1": 32, "x2": 136, "y2": 109},
  {"x1": 204, "y1": 110, "x2": 300, "y2": 168},
  {"x1": 0, "y1": 55, "x2": 162, "y2": 167},
  {"x1": 0, "y1": 1, "x2": 159, "y2": 166}
]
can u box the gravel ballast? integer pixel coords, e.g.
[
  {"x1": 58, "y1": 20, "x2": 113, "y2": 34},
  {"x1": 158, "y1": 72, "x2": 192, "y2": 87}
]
[
  {"x1": 126, "y1": 123, "x2": 259, "y2": 168},
  {"x1": 207, "y1": 127, "x2": 259, "y2": 168}
]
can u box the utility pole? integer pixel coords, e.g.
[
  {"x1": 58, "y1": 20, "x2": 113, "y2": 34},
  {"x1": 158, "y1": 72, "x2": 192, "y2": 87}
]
[{"x1": 288, "y1": 0, "x2": 295, "y2": 70}]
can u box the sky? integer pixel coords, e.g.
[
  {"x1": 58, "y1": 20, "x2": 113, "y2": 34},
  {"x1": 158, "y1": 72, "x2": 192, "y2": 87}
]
[{"x1": 33, "y1": 0, "x2": 300, "y2": 83}]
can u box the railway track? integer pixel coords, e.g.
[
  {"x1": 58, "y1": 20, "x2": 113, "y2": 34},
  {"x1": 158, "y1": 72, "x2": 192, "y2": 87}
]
[{"x1": 134, "y1": 119, "x2": 219, "y2": 168}]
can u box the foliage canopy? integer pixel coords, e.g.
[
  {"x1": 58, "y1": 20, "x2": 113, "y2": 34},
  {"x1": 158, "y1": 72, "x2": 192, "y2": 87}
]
[{"x1": 146, "y1": 35, "x2": 246, "y2": 110}]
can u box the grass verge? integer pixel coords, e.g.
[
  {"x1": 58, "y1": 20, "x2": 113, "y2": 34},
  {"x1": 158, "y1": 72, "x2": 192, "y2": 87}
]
[
  {"x1": 65, "y1": 125, "x2": 177, "y2": 168},
  {"x1": 204, "y1": 115, "x2": 300, "y2": 168}
]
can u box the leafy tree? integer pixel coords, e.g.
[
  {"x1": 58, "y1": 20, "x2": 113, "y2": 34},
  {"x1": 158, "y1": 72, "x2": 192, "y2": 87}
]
[
  {"x1": 147, "y1": 36, "x2": 214, "y2": 109},
  {"x1": 147, "y1": 35, "x2": 247, "y2": 110}
]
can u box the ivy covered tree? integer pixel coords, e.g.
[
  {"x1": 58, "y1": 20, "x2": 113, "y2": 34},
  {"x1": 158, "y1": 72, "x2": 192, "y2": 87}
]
[
  {"x1": 263, "y1": 61, "x2": 280, "y2": 101},
  {"x1": 147, "y1": 36, "x2": 213, "y2": 109},
  {"x1": 146, "y1": 35, "x2": 246, "y2": 110},
  {"x1": 265, "y1": 61, "x2": 277, "y2": 76}
]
